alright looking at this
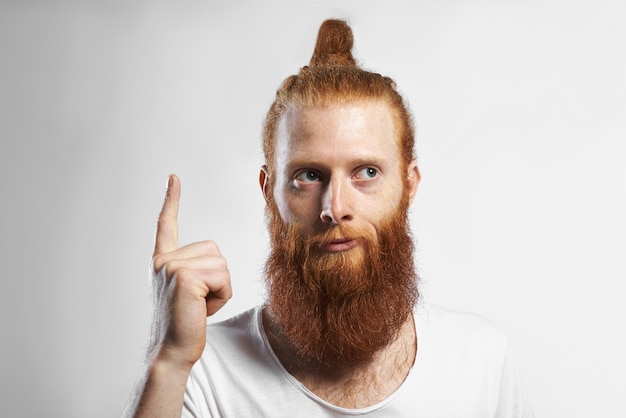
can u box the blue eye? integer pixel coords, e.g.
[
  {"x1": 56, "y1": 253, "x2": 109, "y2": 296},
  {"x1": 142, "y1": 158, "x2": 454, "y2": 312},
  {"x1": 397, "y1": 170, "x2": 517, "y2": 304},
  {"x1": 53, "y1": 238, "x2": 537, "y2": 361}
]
[
  {"x1": 296, "y1": 170, "x2": 320, "y2": 182},
  {"x1": 356, "y1": 167, "x2": 378, "y2": 179}
]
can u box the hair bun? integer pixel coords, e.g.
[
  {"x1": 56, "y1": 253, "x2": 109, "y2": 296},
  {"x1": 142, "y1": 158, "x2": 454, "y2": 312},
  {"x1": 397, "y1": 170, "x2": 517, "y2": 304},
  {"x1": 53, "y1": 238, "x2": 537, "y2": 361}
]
[{"x1": 309, "y1": 19, "x2": 357, "y2": 68}]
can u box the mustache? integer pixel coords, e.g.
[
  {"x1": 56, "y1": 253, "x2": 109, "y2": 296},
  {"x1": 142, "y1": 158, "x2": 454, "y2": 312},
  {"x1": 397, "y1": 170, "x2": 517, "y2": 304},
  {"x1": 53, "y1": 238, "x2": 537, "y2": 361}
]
[{"x1": 304, "y1": 224, "x2": 376, "y2": 248}]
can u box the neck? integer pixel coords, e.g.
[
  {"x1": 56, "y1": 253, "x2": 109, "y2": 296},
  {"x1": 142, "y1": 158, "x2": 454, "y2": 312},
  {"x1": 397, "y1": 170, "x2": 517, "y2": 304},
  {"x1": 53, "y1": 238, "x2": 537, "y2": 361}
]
[{"x1": 262, "y1": 307, "x2": 417, "y2": 409}]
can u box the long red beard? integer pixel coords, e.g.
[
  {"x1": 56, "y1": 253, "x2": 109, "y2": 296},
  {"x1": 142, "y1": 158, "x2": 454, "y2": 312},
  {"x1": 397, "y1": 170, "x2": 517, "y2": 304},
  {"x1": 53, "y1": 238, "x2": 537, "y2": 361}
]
[{"x1": 264, "y1": 193, "x2": 418, "y2": 369}]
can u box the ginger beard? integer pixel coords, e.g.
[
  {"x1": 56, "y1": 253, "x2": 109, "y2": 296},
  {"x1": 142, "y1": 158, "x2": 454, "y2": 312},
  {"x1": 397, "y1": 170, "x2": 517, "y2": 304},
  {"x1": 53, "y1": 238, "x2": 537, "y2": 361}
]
[{"x1": 264, "y1": 186, "x2": 418, "y2": 369}]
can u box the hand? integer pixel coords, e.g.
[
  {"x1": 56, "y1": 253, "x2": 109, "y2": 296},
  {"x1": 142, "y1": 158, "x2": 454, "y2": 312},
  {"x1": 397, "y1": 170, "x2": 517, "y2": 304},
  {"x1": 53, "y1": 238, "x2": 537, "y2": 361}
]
[{"x1": 149, "y1": 174, "x2": 232, "y2": 367}]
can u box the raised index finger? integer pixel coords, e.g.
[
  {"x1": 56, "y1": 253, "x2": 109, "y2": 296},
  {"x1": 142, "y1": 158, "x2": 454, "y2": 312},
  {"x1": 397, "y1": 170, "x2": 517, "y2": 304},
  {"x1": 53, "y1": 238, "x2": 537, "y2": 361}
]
[{"x1": 154, "y1": 174, "x2": 180, "y2": 257}]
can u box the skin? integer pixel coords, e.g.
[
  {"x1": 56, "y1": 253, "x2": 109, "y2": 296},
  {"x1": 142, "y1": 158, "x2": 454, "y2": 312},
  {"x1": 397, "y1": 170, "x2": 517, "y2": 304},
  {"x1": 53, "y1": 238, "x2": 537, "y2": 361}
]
[{"x1": 128, "y1": 99, "x2": 421, "y2": 416}]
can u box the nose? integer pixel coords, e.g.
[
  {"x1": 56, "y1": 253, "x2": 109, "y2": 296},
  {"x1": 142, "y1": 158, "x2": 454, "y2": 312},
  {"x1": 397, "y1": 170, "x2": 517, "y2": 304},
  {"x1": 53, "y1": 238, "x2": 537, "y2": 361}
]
[{"x1": 320, "y1": 177, "x2": 353, "y2": 224}]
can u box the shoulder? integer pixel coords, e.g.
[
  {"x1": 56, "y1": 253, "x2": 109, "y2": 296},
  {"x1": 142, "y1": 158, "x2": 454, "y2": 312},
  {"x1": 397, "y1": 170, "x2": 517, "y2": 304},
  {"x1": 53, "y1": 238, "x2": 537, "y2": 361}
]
[
  {"x1": 407, "y1": 304, "x2": 534, "y2": 416},
  {"x1": 203, "y1": 305, "x2": 264, "y2": 355},
  {"x1": 411, "y1": 304, "x2": 511, "y2": 392},
  {"x1": 414, "y1": 303, "x2": 509, "y2": 358},
  {"x1": 416, "y1": 303, "x2": 504, "y2": 336},
  {"x1": 418, "y1": 302, "x2": 499, "y2": 322},
  {"x1": 189, "y1": 305, "x2": 277, "y2": 389},
  {"x1": 185, "y1": 305, "x2": 295, "y2": 416}
]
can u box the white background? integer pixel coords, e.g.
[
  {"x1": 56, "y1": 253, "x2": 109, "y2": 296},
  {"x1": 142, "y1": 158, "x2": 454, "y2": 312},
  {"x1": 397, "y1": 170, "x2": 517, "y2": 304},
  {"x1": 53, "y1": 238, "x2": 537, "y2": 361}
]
[{"x1": 1, "y1": 1, "x2": 625, "y2": 417}]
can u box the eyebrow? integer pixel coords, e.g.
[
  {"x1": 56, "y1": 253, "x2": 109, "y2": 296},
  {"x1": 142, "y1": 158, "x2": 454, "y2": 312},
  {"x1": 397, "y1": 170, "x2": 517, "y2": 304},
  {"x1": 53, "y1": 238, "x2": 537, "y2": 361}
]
[{"x1": 284, "y1": 157, "x2": 388, "y2": 173}]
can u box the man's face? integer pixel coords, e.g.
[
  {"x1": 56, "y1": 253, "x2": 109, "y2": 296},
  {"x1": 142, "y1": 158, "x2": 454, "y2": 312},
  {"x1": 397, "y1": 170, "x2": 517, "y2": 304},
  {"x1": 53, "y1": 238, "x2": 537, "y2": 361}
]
[
  {"x1": 266, "y1": 100, "x2": 419, "y2": 242},
  {"x1": 260, "y1": 100, "x2": 420, "y2": 368}
]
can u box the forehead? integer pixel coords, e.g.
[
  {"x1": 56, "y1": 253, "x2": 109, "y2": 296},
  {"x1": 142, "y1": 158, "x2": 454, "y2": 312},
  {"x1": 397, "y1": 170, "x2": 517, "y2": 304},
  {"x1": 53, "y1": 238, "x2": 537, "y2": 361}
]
[{"x1": 275, "y1": 101, "x2": 401, "y2": 164}]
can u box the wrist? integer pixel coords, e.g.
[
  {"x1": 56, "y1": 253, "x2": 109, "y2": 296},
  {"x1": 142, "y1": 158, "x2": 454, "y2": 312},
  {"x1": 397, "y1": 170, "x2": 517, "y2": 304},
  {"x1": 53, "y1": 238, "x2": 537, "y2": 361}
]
[
  {"x1": 131, "y1": 349, "x2": 192, "y2": 418},
  {"x1": 151, "y1": 345, "x2": 198, "y2": 375}
]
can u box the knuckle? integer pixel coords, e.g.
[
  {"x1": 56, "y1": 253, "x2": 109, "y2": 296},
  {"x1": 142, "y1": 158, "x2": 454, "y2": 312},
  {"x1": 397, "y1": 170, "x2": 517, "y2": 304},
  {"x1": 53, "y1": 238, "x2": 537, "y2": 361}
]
[
  {"x1": 223, "y1": 282, "x2": 233, "y2": 299},
  {"x1": 214, "y1": 268, "x2": 229, "y2": 282},
  {"x1": 156, "y1": 217, "x2": 169, "y2": 232},
  {"x1": 174, "y1": 268, "x2": 193, "y2": 287},
  {"x1": 214, "y1": 256, "x2": 228, "y2": 270},
  {"x1": 201, "y1": 240, "x2": 219, "y2": 254},
  {"x1": 217, "y1": 272, "x2": 233, "y2": 293}
]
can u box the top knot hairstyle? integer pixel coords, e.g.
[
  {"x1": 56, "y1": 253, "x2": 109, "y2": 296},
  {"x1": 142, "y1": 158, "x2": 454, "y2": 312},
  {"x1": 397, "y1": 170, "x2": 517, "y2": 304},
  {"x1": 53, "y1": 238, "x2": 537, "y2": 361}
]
[
  {"x1": 309, "y1": 19, "x2": 357, "y2": 67},
  {"x1": 262, "y1": 19, "x2": 415, "y2": 182}
]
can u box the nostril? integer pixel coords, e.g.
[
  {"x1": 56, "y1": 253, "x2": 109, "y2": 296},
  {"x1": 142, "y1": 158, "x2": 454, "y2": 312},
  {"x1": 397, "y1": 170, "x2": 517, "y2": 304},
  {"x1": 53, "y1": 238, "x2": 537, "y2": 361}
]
[{"x1": 320, "y1": 211, "x2": 336, "y2": 224}]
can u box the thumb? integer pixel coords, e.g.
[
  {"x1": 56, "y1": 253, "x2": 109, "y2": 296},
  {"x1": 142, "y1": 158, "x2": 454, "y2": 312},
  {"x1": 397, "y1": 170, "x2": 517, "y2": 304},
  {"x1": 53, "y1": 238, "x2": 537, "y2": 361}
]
[{"x1": 153, "y1": 174, "x2": 180, "y2": 257}]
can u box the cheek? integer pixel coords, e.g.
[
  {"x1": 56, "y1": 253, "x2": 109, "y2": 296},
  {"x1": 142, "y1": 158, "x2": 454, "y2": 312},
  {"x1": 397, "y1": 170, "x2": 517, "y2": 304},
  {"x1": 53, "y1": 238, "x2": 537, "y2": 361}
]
[
  {"x1": 273, "y1": 187, "x2": 317, "y2": 225},
  {"x1": 372, "y1": 181, "x2": 406, "y2": 220},
  {"x1": 270, "y1": 173, "x2": 292, "y2": 221},
  {"x1": 272, "y1": 191, "x2": 292, "y2": 223}
]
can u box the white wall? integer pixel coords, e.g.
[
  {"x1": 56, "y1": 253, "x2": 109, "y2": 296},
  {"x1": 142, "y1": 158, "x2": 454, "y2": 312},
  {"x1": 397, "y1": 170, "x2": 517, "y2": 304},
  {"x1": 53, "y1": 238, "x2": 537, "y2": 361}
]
[{"x1": 1, "y1": 1, "x2": 624, "y2": 417}]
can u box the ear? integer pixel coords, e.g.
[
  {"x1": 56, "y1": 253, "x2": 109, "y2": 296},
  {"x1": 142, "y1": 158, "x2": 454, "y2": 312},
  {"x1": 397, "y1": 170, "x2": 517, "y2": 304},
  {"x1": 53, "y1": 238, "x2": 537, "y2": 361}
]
[
  {"x1": 406, "y1": 161, "x2": 421, "y2": 203},
  {"x1": 259, "y1": 165, "x2": 270, "y2": 200}
]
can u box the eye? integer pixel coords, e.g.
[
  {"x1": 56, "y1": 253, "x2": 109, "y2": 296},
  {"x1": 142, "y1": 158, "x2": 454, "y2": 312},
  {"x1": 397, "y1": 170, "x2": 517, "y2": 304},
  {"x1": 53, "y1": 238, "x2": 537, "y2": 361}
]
[
  {"x1": 354, "y1": 167, "x2": 379, "y2": 180},
  {"x1": 295, "y1": 170, "x2": 321, "y2": 183}
]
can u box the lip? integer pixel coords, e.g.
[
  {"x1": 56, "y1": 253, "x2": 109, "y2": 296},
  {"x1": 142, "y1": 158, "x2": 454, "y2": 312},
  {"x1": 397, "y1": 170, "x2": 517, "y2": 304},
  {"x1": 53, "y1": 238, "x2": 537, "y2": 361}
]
[{"x1": 322, "y1": 238, "x2": 359, "y2": 252}]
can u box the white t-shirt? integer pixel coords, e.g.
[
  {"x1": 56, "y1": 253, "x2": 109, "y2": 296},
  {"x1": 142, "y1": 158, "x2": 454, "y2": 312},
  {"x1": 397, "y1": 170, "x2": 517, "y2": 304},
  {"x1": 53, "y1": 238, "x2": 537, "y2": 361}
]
[{"x1": 183, "y1": 304, "x2": 534, "y2": 417}]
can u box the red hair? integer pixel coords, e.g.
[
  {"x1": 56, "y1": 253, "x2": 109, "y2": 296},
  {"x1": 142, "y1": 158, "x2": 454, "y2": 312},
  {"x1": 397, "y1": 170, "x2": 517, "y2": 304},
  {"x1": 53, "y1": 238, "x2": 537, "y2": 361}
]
[{"x1": 262, "y1": 19, "x2": 416, "y2": 182}]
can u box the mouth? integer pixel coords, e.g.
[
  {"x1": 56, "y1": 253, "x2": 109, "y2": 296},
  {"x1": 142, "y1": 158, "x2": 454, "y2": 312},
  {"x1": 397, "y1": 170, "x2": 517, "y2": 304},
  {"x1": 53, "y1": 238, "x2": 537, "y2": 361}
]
[{"x1": 322, "y1": 238, "x2": 359, "y2": 252}]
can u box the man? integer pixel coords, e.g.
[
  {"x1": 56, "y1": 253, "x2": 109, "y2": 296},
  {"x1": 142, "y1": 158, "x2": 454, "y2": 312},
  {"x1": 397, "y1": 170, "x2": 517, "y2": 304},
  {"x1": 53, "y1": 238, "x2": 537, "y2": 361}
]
[{"x1": 127, "y1": 19, "x2": 533, "y2": 417}]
